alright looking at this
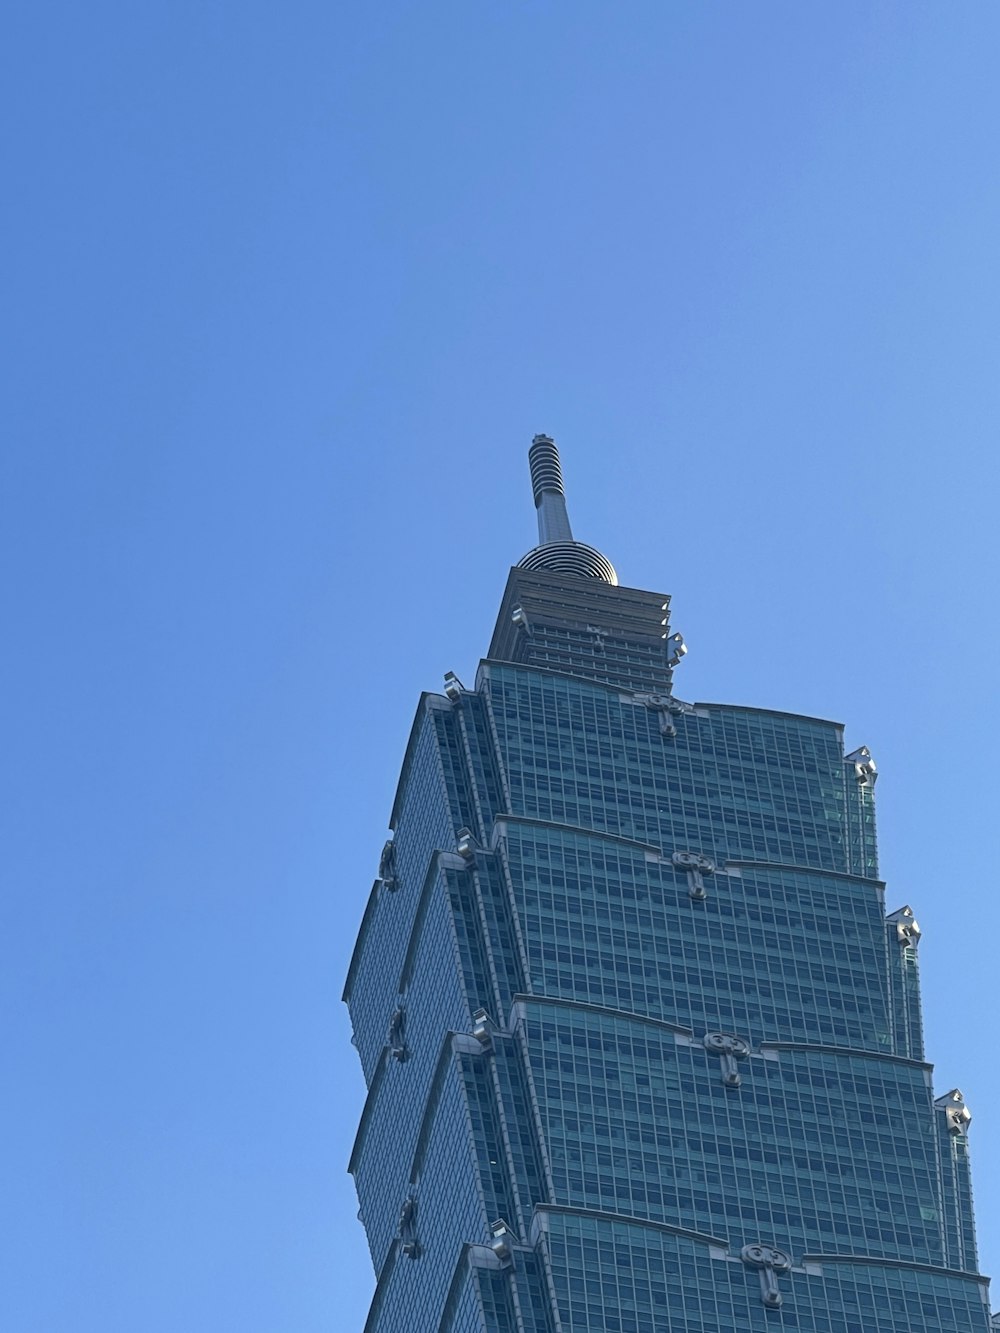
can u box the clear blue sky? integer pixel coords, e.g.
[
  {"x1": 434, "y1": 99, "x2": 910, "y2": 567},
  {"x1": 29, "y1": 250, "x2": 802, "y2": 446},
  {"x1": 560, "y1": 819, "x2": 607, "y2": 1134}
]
[{"x1": 3, "y1": 4, "x2": 999, "y2": 1330}]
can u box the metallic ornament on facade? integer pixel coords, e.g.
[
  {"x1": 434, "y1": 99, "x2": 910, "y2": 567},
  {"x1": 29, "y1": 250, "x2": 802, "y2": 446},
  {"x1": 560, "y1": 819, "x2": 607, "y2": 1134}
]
[
  {"x1": 388, "y1": 1006, "x2": 408, "y2": 1063},
  {"x1": 648, "y1": 692, "x2": 678, "y2": 736},
  {"x1": 888, "y1": 905, "x2": 921, "y2": 949},
  {"x1": 936, "y1": 1089, "x2": 972, "y2": 1135},
  {"x1": 846, "y1": 745, "x2": 878, "y2": 786},
  {"x1": 704, "y1": 1031, "x2": 751, "y2": 1086},
  {"x1": 672, "y1": 850, "x2": 716, "y2": 900},
  {"x1": 471, "y1": 1007, "x2": 495, "y2": 1049},
  {"x1": 518, "y1": 540, "x2": 619, "y2": 583},
  {"x1": 663, "y1": 631, "x2": 687, "y2": 667},
  {"x1": 658, "y1": 713, "x2": 677, "y2": 738},
  {"x1": 489, "y1": 1219, "x2": 517, "y2": 1269},
  {"x1": 586, "y1": 623, "x2": 607, "y2": 654},
  {"x1": 399, "y1": 1196, "x2": 419, "y2": 1258},
  {"x1": 741, "y1": 1243, "x2": 791, "y2": 1307},
  {"x1": 378, "y1": 838, "x2": 397, "y2": 891},
  {"x1": 637, "y1": 691, "x2": 689, "y2": 740},
  {"x1": 455, "y1": 827, "x2": 478, "y2": 861}
]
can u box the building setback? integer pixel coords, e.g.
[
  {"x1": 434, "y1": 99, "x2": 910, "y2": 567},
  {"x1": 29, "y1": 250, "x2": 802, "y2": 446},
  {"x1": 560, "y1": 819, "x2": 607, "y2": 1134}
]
[{"x1": 344, "y1": 436, "x2": 990, "y2": 1331}]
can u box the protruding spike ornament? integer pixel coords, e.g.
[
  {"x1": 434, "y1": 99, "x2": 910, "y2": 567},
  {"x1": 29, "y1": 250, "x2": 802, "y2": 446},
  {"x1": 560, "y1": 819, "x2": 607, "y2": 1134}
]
[
  {"x1": 936, "y1": 1089, "x2": 972, "y2": 1135},
  {"x1": 741, "y1": 1243, "x2": 791, "y2": 1307},
  {"x1": 517, "y1": 435, "x2": 619, "y2": 584},
  {"x1": 887, "y1": 905, "x2": 921, "y2": 949},
  {"x1": 664, "y1": 631, "x2": 687, "y2": 667},
  {"x1": 846, "y1": 745, "x2": 878, "y2": 786}
]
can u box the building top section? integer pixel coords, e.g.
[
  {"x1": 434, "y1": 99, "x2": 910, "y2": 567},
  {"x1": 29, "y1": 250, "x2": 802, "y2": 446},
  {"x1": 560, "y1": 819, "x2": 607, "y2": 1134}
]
[
  {"x1": 488, "y1": 564, "x2": 676, "y2": 694},
  {"x1": 517, "y1": 435, "x2": 618, "y2": 585}
]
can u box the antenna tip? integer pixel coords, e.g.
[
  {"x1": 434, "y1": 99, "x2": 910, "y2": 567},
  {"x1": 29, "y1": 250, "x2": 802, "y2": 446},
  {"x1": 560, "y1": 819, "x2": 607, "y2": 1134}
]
[{"x1": 528, "y1": 434, "x2": 564, "y2": 505}]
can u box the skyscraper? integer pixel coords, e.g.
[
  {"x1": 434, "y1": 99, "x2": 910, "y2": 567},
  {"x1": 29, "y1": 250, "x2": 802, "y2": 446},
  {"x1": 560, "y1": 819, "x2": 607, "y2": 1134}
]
[{"x1": 344, "y1": 437, "x2": 990, "y2": 1331}]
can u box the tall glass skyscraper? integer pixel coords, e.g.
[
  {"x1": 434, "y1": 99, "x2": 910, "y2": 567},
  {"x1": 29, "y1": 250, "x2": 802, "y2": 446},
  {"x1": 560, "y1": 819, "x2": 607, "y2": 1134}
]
[{"x1": 344, "y1": 437, "x2": 990, "y2": 1331}]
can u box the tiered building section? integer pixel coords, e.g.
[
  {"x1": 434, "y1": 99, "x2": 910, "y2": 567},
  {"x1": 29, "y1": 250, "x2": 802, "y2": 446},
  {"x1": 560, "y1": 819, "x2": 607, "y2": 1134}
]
[{"x1": 344, "y1": 439, "x2": 990, "y2": 1331}]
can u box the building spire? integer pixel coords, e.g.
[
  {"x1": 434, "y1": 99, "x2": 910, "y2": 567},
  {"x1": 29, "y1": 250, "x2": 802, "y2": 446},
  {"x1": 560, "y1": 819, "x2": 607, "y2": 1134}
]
[
  {"x1": 517, "y1": 434, "x2": 618, "y2": 584},
  {"x1": 528, "y1": 434, "x2": 574, "y2": 544}
]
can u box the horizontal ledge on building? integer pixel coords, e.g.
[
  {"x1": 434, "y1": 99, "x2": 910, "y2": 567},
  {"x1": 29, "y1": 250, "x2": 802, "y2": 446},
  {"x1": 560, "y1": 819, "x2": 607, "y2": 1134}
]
[
  {"x1": 760, "y1": 1041, "x2": 932, "y2": 1071},
  {"x1": 491, "y1": 813, "x2": 663, "y2": 856},
  {"x1": 799, "y1": 1253, "x2": 990, "y2": 1285},
  {"x1": 478, "y1": 658, "x2": 845, "y2": 732},
  {"x1": 510, "y1": 993, "x2": 693, "y2": 1038},
  {"x1": 532, "y1": 1203, "x2": 728, "y2": 1251},
  {"x1": 722, "y1": 859, "x2": 886, "y2": 890},
  {"x1": 692, "y1": 699, "x2": 846, "y2": 731},
  {"x1": 477, "y1": 658, "x2": 670, "y2": 697},
  {"x1": 618, "y1": 695, "x2": 708, "y2": 718}
]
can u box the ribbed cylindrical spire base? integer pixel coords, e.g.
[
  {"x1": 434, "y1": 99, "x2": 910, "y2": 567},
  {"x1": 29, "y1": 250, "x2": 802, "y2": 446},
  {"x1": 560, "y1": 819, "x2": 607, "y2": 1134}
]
[
  {"x1": 518, "y1": 433, "x2": 618, "y2": 584},
  {"x1": 528, "y1": 434, "x2": 565, "y2": 506}
]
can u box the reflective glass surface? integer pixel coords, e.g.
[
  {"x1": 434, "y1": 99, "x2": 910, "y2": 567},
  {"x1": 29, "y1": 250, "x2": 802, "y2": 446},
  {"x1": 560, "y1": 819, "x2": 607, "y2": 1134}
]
[{"x1": 345, "y1": 573, "x2": 987, "y2": 1331}]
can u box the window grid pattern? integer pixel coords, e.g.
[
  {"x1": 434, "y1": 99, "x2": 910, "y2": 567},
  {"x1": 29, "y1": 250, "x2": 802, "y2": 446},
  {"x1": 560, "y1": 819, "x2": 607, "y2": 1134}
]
[
  {"x1": 474, "y1": 1267, "x2": 518, "y2": 1331},
  {"x1": 439, "y1": 1273, "x2": 487, "y2": 1333},
  {"x1": 505, "y1": 825, "x2": 892, "y2": 1050},
  {"x1": 349, "y1": 710, "x2": 455, "y2": 1082},
  {"x1": 463, "y1": 1055, "x2": 517, "y2": 1230},
  {"x1": 936, "y1": 1113, "x2": 978, "y2": 1273},
  {"x1": 492, "y1": 1038, "x2": 550, "y2": 1235},
  {"x1": 484, "y1": 667, "x2": 864, "y2": 877},
  {"x1": 845, "y1": 769, "x2": 879, "y2": 878},
  {"x1": 368, "y1": 1066, "x2": 488, "y2": 1333},
  {"x1": 516, "y1": 623, "x2": 676, "y2": 695},
  {"x1": 541, "y1": 1212, "x2": 990, "y2": 1333},
  {"x1": 352, "y1": 876, "x2": 470, "y2": 1272},
  {"x1": 446, "y1": 868, "x2": 494, "y2": 1014},
  {"x1": 522, "y1": 1001, "x2": 944, "y2": 1265},
  {"x1": 349, "y1": 612, "x2": 987, "y2": 1331},
  {"x1": 473, "y1": 855, "x2": 526, "y2": 1016},
  {"x1": 515, "y1": 1251, "x2": 558, "y2": 1333},
  {"x1": 460, "y1": 694, "x2": 504, "y2": 837},
  {"x1": 887, "y1": 925, "x2": 925, "y2": 1061},
  {"x1": 434, "y1": 709, "x2": 478, "y2": 836}
]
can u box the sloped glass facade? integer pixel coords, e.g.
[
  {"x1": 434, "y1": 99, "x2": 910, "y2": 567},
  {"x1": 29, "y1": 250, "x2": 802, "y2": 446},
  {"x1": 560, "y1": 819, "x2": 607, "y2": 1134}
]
[{"x1": 344, "y1": 561, "x2": 990, "y2": 1331}]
